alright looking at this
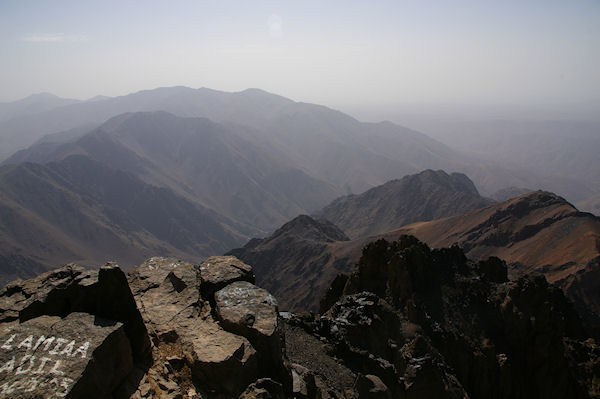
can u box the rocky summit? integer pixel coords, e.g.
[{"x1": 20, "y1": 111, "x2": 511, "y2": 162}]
[
  {"x1": 0, "y1": 244, "x2": 599, "y2": 398},
  {"x1": 303, "y1": 236, "x2": 600, "y2": 398}
]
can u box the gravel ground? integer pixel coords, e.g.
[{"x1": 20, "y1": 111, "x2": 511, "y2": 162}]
[{"x1": 283, "y1": 322, "x2": 356, "y2": 391}]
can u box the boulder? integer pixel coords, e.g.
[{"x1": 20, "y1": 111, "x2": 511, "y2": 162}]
[
  {"x1": 127, "y1": 257, "x2": 209, "y2": 341},
  {"x1": 0, "y1": 312, "x2": 132, "y2": 398},
  {"x1": 199, "y1": 256, "x2": 255, "y2": 301},
  {"x1": 0, "y1": 263, "x2": 150, "y2": 363},
  {"x1": 187, "y1": 320, "x2": 258, "y2": 395},
  {"x1": 215, "y1": 281, "x2": 283, "y2": 377},
  {"x1": 291, "y1": 363, "x2": 317, "y2": 398}
]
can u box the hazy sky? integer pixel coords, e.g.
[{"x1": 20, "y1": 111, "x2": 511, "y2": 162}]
[{"x1": 1, "y1": 0, "x2": 599, "y2": 107}]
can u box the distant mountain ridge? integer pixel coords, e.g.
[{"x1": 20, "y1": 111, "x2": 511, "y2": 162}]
[
  {"x1": 315, "y1": 169, "x2": 494, "y2": 238},
  {"x1": 0, "y1": 86, "x2": 598, "y2": 288},
  {"x1": 1, "y1": 86, "x2": 596, "y2": 205},
  {"x1": 231, "y1": 170, "x2": 493, "y2": 310},
  {"x1": 6, "y1": 111, "x2": 342, "y2": 233},
  {"x1": 0, "y1": 92, "x2": 80, "y2": 123}
]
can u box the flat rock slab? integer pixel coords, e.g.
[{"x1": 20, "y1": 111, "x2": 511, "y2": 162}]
[
  {"x1": 199, "y1": 256, "x2": 254, "y2": 300},
  {"x1": 0, "y1": 312, "x2": 132, "y2": 399}
]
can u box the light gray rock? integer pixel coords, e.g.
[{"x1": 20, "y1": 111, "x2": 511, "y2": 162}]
[
  {"x1": 215, "y1": 281, "x2": 288, "y2": 385},
  {"x1": 199, "y1": 256, "x2": 255, "y2": 301}
]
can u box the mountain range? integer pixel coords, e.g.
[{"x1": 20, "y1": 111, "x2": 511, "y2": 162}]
[
  {"x1": 1, "y1": 86, "x2": 600, "y2": 397},
  {"x1": 232, "y1": 185, "x2": 600, "y2": 317},
  {"x1": 0, "y1": 86, "x2": 599, "y2": 313},
  {"x1": 2, "y1": 87, "x2": 597, "y2": 205},
  {"x1": 230, "y1": 170, "x2": 496, "y2": 310}
]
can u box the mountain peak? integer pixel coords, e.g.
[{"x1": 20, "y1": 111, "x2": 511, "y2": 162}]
[
  {"x1": 316, "y1": 170, "x2": 493, "y2": 238},
  {"x1": 498, "y1": 190, "x2": 575, "y2": 216},
  {"x1": 271, "y1": 215, "x2": 349, "y2": 243},
  {"x1": 22, "y1": 92, "x2": 61, "y2": 100}
]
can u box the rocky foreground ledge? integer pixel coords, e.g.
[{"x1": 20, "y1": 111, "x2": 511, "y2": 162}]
[
  {"x1": 1, "y1": 239, "x2": 600, "y2": 399},
  {"x1": 0, "y1": 255, "x2": 293, "y2": 399}
]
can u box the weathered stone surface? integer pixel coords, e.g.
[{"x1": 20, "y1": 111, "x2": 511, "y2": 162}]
[
  {"x1": 216, "y1": 281, "x2": 279, "y2": 338},
  {"x1": 199, "y1": 256, "x2": 255, "y2": 301},
  {"x1": 128, "y1": 257, "x2": 208, "y2": 341},
  {"x1": 215, "y1": 281, "x2": 284, "y2": 378},
  {"x1": 0, "y1": 263, "x2": 150, "y2": 363},
  {"x1": 0, "y1": 312, "x2": 132, "y2": 399},
  {"x1": 186, "y1": 319, "x2": 258, "y2": 394},
  {"x1": 128, "y1": 257, "x2": 260, "y2": 397},
  {"x1": 0, "y1": 255, "x2": 294, "y2": 398},
  {"x1": 291, "y1": 363, "x2": 317, "y2": 398}
]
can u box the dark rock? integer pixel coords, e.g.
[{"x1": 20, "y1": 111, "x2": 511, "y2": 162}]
[
  {"x1": 310, "y1": 236, "x2": 598, "y2": 399},
  {"x1": 0, "y1": 312, "x2": 132, "y2": 399},
  {"x1": 354, "y1": 374, "x2": 391, "y2": 399},
  {"x1": 477, "y1": 256, "x2": 508, "y2": 283},
  {"x1": 282, "y1": 321, "x2": 357, "y2": 398},
  {"x1": 320, "y1": 274, "x2": 349, "y2": 314}
]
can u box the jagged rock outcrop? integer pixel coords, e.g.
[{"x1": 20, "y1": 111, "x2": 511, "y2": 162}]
[
  {"x1": 128, "y1": 257, "x2": 272, "y2": 398},
  {"x1": 286, "y1": 236, "x2": 600, "y2": 399},
  {"x1": 0, "y1": 256, "x2": 297, "y2": 398},
  {"x1": 234, "y1": 191, "x2": 600, "y2": 316},
  {"x1": 2, "y1": 245, "x2": 598, "y2": 398}
]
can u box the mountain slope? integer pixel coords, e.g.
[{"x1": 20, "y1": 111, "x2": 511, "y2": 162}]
[
  {"x1": 3, "y1": 86, "x2": 593, "y2": 205},
  {"x1": 227, "y1": 215, "x2": 351, "y2": 311},
  {"x1": 231, "y1": 191, "x2": 600, "y2": 315},
  {"x1": 6, "y1": 111, "x2": 342, "y2": 233},
  {"x1": 391, "y1": 191, "x2": 600, "y2": 281},
  {"x1": 0, "y1": 154, "x2": 243, "y2": 285},
  {"x1": 315, "y1": 169, "x2": 494, "y2": 238}
]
